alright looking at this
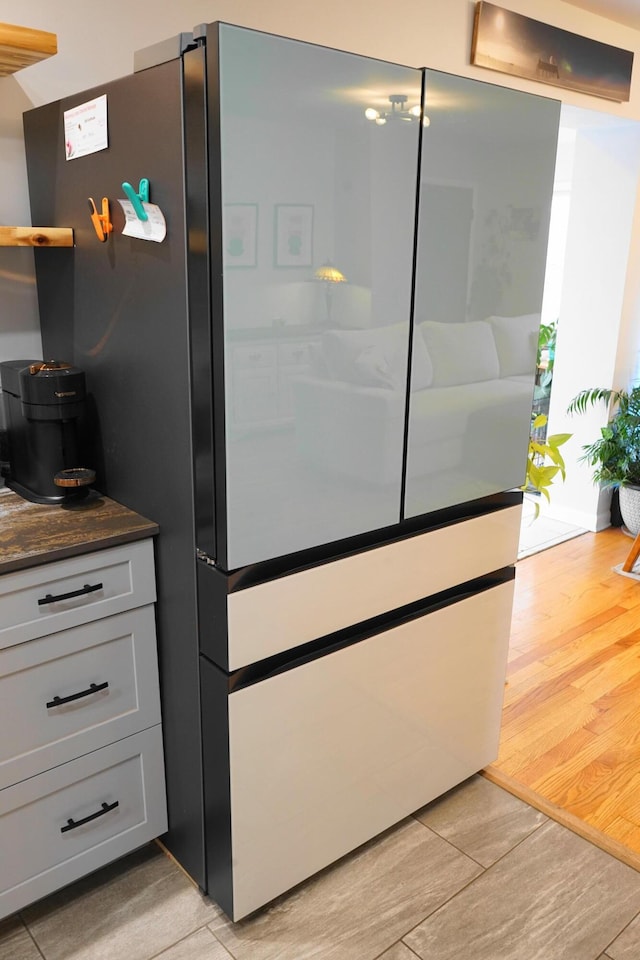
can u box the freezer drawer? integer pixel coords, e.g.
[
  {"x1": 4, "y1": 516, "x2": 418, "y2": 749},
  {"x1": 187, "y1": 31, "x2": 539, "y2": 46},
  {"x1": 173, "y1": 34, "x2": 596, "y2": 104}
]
[
  {"x1": 0, "y1": 725, "x2": 167, "y2": 920},
  {"x1": 0, "y1": 540, "x2": 156, "y2": 650},
  {"x1": 211, "y1": 578, "x2": 514, "y2": 919},
  {"x1": 0, "y1": 606, "x2": 161, "y2": 788},
  {"x1": 223, "y1": 505, "x2": 520, "y2": 669}
]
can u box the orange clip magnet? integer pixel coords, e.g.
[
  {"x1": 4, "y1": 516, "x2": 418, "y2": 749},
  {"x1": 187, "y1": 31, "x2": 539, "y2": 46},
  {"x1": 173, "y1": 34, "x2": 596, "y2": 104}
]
[{"x1": 88, "y1": 197, "x2": 113, "y2": 242}]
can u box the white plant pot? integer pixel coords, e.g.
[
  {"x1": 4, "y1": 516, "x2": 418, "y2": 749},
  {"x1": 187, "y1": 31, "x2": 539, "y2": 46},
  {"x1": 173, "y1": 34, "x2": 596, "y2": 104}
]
[{"x1": 619, "y1": 484, "x2": 640, "y2": 536}]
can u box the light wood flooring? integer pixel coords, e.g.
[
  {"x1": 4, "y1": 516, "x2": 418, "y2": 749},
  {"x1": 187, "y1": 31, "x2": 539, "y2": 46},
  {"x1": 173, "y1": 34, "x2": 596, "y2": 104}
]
[{"x1": 485, "y1": 524, "x2": 640, "y2": 870}]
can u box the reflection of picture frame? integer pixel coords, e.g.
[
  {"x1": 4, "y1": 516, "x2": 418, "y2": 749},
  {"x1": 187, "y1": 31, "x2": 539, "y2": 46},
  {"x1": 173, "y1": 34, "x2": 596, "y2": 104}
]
[
  {"x1": 471, "y1": 1, "x2": 633, "y2": 103},
  {"x1": 223, "y1": 203, "x2": 258, "y2": 268},
  {"x1": 274, "y1": 204, "x2": 314, "y2": 267}
]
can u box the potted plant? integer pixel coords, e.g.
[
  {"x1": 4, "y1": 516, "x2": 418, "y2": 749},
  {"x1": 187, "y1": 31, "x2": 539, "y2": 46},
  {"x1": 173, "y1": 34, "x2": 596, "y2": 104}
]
[
  {"x1": 567, "y1": 385, "x2": 640, "y2": 534},
  {"x1": 524, "y1": 412, "x2": 570, "y2": 516},
  {"x1": 523, "y1": 318, "x2": 570, "y2": 515}
]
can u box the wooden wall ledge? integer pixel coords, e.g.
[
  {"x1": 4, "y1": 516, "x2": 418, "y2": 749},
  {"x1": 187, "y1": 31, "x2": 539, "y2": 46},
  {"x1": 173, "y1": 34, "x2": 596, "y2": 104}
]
[
  {"x1": 0, "y1": 22, "x2": 57, "y2": 77},
  {"x1": 0, "y1": 227, "x2": 73, "y2": 247}
]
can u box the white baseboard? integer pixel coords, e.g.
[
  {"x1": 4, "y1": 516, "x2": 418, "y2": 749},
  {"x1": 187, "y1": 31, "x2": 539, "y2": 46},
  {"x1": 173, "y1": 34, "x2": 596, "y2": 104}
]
[{"x1": 536, "y1": 501, "x2": 609, "y2": 533}]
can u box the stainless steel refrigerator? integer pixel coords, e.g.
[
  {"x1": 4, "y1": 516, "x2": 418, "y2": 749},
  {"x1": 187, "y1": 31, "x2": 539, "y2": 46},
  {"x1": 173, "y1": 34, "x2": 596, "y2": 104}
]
[{"x1": 24, "y1": 22, "x2": 560, "y2": 919}]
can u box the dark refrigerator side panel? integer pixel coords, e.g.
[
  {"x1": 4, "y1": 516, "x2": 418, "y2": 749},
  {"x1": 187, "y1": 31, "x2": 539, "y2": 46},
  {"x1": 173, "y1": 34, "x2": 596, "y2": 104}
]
[
  {"x1": 183, "y1": 40, "x2": 220, "y2": 566},
  {"x1": 23, "y1": 61, "x2": 207, "y2": 887}
]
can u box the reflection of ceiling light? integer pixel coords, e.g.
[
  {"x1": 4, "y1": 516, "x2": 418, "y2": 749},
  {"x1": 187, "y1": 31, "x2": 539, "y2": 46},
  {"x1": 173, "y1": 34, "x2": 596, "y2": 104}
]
[{"x1": 365, "y1": 94, "x2": 427, "y2": 126}]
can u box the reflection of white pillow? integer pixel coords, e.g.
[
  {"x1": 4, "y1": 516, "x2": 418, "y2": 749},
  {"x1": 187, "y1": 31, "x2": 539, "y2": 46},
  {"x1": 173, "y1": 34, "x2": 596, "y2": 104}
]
[
  {"x1": 486, "y1": 314, "x2": 540, "y2": 377},
  {"x1": 410, "y1": 330, "x2": 433, "y2": 390},
  {"x1": 323, "y1": 326, "x2": 397, "y2": 382},
  {"x1": 352, "y1": 343, "x2": 397, "y2": 388},
  {"x1": 420, "y1": 321, "x2": 500, "y2": 386},
  {"x1": 323, "y1": 323, "x2": 433, "y2": 390}
]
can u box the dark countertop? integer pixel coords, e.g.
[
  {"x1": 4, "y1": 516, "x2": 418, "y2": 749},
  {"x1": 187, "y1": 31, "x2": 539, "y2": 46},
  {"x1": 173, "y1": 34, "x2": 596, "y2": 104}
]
[{"x1": 0, "y1": 488, "x2": 158, "y2": 574}]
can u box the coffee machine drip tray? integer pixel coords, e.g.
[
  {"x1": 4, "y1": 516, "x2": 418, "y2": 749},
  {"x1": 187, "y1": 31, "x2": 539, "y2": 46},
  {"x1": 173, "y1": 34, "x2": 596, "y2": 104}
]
[{"x1": 5, "y1": 472, "x2": 96, "y2": 506}]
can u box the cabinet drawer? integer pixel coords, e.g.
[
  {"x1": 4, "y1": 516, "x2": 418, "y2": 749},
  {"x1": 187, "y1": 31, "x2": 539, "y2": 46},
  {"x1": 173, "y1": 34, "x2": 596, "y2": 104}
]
[
  {"x1": 0, "y1": 540, "x2": 156, "y2": 649},
  {"x1": 232, "y1": 344, "x2": 277, "y2": 369},
  {"x1": 0, "y1": 606, "x2": 161, "y2": 789},
  {"x1": 225, "y1": 579, "x2": 514, "y2": 919},
  {"x1": 277, "y1": 340, "x2": 315, "y2": 366},
  {"x1": 0, "y1": 726, "x2": 167, "y2": 920}
]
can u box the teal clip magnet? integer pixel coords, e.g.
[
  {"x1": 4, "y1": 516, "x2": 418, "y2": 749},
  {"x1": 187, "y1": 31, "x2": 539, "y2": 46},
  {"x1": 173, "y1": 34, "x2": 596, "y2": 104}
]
[{"x1": 122, "y1": 178, "x2": 150, "y2": 222}]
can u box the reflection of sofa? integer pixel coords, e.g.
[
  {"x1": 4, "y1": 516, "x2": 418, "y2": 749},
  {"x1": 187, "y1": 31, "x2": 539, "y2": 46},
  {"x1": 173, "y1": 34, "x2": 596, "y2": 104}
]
[{"x1": 292, "y1": 315, "x2": 539, "y2": 488}]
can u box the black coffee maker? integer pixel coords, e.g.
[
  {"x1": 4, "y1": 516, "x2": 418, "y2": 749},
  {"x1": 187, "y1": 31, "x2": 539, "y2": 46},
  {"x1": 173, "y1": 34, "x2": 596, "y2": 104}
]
[{"x1": 0, "y1": 359, "x2": 95, "y2": 504}]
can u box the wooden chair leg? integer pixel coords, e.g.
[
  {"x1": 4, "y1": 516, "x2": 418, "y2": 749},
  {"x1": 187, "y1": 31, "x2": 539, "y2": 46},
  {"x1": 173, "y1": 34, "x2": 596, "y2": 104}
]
[{"x1": 622, "y1": 530, "x2": 640, "y2": 572}]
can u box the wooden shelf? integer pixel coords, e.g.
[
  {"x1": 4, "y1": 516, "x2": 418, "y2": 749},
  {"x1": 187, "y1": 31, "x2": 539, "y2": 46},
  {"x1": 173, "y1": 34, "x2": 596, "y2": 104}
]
[
  {"x1": 0, "y1": 227, "x2": 73, "y2": 248},
  {"x1": 0, "y1": 22, "x2": 57, "y2": 77}
]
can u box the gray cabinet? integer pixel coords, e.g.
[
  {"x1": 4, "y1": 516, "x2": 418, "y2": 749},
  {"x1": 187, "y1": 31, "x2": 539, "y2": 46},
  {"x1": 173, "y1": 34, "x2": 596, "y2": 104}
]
[{"x1": 0, "y1": 539, "x2": 167, "y2": 919}]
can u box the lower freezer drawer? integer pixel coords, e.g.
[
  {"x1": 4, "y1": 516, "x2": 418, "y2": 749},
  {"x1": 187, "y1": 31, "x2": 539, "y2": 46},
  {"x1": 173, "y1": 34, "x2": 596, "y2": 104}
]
[
  {"x1": 206, "y1": 578, "x2": 514, "y2": 920},
  {"x1": 0, "y1": 725, "x2": 167, "y2": 920}
]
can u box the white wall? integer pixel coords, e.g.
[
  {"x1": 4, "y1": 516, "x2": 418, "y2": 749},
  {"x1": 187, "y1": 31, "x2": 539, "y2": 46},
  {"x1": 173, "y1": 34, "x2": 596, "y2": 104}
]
[
  {"x1": 2, "y1": 0, "x2": 640, "y2": 521},
  {"x1": 545, "y1": 113, "x2": 640, "y2": 530},
  {"x1": 3, "y1": 1, "x2": 640, "y2": 110}
]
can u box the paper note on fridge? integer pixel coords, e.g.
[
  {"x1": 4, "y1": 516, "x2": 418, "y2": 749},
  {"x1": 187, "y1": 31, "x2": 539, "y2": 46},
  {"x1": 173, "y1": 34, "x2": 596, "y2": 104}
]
[
  {"x1": 64, "y1": 95, "x2": 108, "y2": 160},
  {"x1": 118, "y1": 200, "x2": 167, "y2": 243}
]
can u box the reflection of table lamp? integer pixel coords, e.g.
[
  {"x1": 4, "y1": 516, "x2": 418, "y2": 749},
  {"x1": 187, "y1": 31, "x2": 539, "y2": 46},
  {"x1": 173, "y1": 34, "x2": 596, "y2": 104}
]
[{"x1": 314, "y1": 261, "x2": 347, "y2": 325}]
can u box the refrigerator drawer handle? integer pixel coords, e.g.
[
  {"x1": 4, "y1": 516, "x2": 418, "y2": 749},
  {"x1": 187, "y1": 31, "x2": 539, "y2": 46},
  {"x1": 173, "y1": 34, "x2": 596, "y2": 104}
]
[
  {"x1": 60, "y1": 800, "x2": 119, "y2": 834},
  {"x1": 46, "y1": 681, "x2": 109, "y2": 709},
  {"x1": 38, "y1": 582, "x2": 103, "y2": 606}
]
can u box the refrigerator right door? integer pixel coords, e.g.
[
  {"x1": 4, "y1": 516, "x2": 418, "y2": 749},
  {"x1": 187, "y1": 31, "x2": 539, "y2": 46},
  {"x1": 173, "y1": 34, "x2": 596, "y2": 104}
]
[{"x1": 404, "y1": 71, "x2": 560, "y2": 520}]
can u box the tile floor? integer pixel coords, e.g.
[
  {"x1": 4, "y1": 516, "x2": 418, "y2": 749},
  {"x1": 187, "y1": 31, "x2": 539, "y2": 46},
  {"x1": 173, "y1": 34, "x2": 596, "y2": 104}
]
[{"x1": 4, "y1": 775, "x2": 640, "y2": 960}]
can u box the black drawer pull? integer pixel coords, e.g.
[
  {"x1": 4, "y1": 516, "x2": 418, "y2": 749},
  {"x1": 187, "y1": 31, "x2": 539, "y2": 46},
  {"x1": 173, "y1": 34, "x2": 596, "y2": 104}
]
[
  {"x1": 46, "y1": 681, "x2": 109, "y2": 709},
  {"x1": 38, "y1": 582, "x2": 103, "y2": 606},
  {"x1": 60, "y1": 800, "x2": 119, "y2": 834}
]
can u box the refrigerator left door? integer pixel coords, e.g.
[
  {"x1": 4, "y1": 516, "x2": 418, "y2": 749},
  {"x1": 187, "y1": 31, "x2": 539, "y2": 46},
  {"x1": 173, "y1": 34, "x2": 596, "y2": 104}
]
[
  {"x1": 23, "y1": 59, "x2": 208, "y2": 889},
  {"x1": 200, "y1": 24, "x2": 422, "y2": 571}
]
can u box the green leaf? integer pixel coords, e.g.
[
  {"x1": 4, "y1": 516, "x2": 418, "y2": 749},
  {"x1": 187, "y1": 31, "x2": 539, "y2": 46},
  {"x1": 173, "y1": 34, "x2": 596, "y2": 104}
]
[
  {"x1": 530, "y1": 441, "x2": 550, "y2": 457},
  {"x1": 547, "y1": 432, "x2": 571, "y2": 447},
  {"x1": 537, "y1": 465, "x2": 561, "y2": 482}
]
